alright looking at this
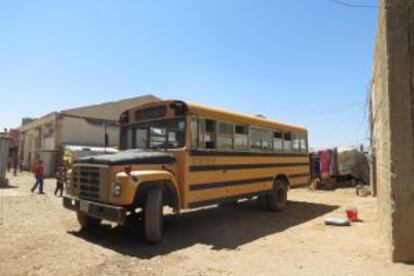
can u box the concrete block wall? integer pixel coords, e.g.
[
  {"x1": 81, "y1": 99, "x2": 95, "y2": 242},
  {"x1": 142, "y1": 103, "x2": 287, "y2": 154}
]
[
  {"x1": 371, "y1": 0, "x2": 393, "y2": 260},
  {"x1": 372, "y1": 0, "x2": 414, "y2": 263}
]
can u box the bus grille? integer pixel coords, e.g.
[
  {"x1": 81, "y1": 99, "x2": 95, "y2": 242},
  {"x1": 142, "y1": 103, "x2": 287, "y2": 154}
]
[{"x1": 76, "y1": 166, "x2": 105, "y2": 200}]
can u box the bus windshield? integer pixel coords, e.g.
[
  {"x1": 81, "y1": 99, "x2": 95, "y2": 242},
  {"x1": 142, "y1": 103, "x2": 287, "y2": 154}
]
[{"x1": 121, "y1": 118, "x2": 186, "y2": 150}]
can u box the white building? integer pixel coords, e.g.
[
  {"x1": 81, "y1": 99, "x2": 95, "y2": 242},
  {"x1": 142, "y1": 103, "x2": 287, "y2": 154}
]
[{"x1": 18, "y1": 95, "x2": 158, "y2": 175}]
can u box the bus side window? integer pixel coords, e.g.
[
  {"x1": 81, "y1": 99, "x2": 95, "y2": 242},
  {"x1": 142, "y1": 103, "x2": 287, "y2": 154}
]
[
  {"x1": 191, "y1": 116, "x2": 198, "y2": 149},
  {"x1": 262, "y1": 129, "x2": 273, "y2": 151},
  {"x1": 300, "y1": 137, "x2": 308, "y2": 153},
  {"x1": 283, "y1": 132, "x2": 292, "y2": 153},
  {"x1": 235, "y1": 125, "x2": 249, "y2": 150},
  {"x1": 203, "y1": 119, "x2": 217, "y2": 149},
  {"x1": 136, "y1": 127, "x2": 148, "y2": 149},
  {"x1": 121, "y1": 127, "x2": 134, "y2": 150},
  {"x1": 250, "y1": 128, "x2": 262, "y2": 151},
  {"x1": 250, "y1": 127, "x2": 272, "y2": 151},
  {"x1": 217, "y1": 122, "x2": 233, "y2": 150},
  {"x1": 198, "y1": 119, "x2": 205, "y2": 148},
  {"x1": 293, "y1": 134, "x2": 301, "y2": 152},
  {"x1": 273, "y1": 131, "x2": 283, "y2": 152}
]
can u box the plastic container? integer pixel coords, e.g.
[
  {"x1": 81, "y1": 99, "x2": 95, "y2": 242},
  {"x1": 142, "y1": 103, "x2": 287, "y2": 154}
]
[
  {"x1": 346, "y1": 208, "x2": 358, "y2": 222},
  {"x1": 325, "y1": 217, "x2": 351, "y2": 227}
]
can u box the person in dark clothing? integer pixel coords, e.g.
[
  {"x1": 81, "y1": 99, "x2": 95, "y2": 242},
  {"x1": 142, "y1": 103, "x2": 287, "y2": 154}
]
[
  {"x1": 31, "y1": 160, "x2": 45, "y2": 194},
  {"x1": 54, "y1": 166, "x2": 66, "y2": 197},
  {"x1": 13, "y1": 156, "x2": 18, "y2": 176}
]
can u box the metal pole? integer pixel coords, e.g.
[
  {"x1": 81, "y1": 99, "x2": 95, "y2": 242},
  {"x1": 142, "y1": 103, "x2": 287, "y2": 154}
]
[
  {"x1": 0, "y1": 187, "x2": 3, "y2": 225},
  {"x1": 104, "y1": 121, "x2": 108, "y2": 154}
]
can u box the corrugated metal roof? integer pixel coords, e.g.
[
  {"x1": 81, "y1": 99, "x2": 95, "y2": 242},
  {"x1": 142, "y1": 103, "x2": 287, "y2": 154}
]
[
  {"x1": 19, "y1": 94, "x2": 159, "y2": 131},
  {"x1": 61, "y1": 94, "x2": 159, "y2": 120}
]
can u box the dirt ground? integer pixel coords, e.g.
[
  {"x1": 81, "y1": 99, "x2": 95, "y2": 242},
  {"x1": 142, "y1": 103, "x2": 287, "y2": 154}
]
[{"x1": 0, "y1": 173, "x2": 413, "y2": 276}]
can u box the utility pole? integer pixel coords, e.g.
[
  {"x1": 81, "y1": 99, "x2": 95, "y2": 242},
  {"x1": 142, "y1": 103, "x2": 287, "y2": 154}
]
[{"x1": 104, "y1": 121, "x2": 109, "y2": 154}]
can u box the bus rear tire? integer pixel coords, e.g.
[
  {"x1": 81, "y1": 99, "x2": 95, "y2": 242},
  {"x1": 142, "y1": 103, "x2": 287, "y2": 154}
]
[
  {"x1": 77, "y1": 212, "x2": 101, "y2": 229},
  {"x1": 265, "y1": 179, "x2": 288, "y2": 212},
  {"x1": 144, "y1": 188, "x2": 164, "y2": 243}
]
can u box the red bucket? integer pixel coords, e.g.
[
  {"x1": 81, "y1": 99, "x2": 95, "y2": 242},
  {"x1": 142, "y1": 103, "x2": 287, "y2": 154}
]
[{"x1": 346, "y1": 208, "x2": 358, "y2": 222}]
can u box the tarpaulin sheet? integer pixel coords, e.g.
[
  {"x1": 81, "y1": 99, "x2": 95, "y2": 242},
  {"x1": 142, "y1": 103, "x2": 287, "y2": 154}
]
[
  {"x1": 319, "y1": 150, "x2": 331, "y2": 175},
  {"x1": 337, "y1": 148, "x2": 370, "y2": 184},
  {"x1": 319, "y1": 149, "x2": 338, "y2": 177}
]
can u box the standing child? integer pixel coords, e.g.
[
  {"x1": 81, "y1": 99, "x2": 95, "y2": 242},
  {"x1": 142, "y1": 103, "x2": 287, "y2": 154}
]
[
  {"x1": 31, "y1": 160, "x2": 45, "y2": 194},
  {"x1": 54, "y1": 166, "x2": 66, "y2": 197}
]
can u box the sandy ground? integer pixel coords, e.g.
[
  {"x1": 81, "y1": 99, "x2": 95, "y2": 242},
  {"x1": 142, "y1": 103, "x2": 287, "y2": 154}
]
[{"x1": 0, "y1": 172, "x2": 413, "y2": 276}]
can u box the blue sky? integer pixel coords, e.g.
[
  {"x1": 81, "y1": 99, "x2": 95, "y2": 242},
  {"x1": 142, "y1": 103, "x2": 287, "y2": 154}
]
[{"x1": 0, "y1": 0, "x2": 378, "y2": 148}]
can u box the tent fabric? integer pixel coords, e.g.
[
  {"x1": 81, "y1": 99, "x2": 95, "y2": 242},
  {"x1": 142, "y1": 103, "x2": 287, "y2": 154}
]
[
  {"x1": 310, "y1": 148, "x2": 370, "y2": 184},
  {"x1": 319, "y1": 150, "x2": 331, "y2": 175},
  {"x1": 337, "y1": 149, "x2": 370, "y2": 184},
  {"x1": 329, "y1": 148, "x2": 338, "y2": 175}
]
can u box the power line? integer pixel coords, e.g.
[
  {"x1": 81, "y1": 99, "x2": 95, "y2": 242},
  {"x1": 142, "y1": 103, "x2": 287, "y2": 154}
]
[
  {"x1": 325, "y1": 0, "x2": 378, "y2": 9},
  {"x1": 355, "y1": 82, "x2": 371, "y2": 142},
  {"x1": 314, "y1": 137, "x2": 370, "y2": 149},
  {"x1": 284, "y1": 100, "x2": 364, "y2": 118}
]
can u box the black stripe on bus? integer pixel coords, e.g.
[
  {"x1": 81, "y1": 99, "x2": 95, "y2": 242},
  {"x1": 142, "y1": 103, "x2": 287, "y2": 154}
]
[
  {"x1": 188, "y1": 190, "x2": 272, "y2": 209},
  {"x1": 292, "y1": 182, "x2": 310, "y2": 187},
  {"x1": 190, "y1": 150, "x2": 308, "y2": 158},
  {"x1": 189, "y1": 176, "x2": 274, "y2": 191},
  {"x1": 190, "y1": 162, "x2": 309, "y2": 172},
  {"x1": 289, "y1": 173, "x2": 310, "y2": 179}
]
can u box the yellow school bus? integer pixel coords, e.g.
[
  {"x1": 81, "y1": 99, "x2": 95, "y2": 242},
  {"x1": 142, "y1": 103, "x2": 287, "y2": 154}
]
[{"x1": 63, "y1": 100, "x2": 309, "y2": 242}]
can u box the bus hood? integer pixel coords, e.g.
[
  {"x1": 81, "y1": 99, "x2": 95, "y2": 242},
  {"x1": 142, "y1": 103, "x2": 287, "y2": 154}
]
[{"x1": 74, "y1": 150, "x2": 176, "y2": 166}]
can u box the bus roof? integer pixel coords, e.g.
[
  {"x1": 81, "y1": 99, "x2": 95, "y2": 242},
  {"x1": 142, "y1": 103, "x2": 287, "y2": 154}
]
[
  {"x1": 130, "y1": 99, "x2": 307, "y2": 134},
  {"x1": 184, "y1": 101, "x2": 307, "y2": 134}
]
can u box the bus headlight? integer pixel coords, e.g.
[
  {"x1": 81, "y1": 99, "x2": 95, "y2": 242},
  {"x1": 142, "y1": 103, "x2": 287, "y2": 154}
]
[{"x1": 113, "y1": 183, "x2": 122, "y2": 197}]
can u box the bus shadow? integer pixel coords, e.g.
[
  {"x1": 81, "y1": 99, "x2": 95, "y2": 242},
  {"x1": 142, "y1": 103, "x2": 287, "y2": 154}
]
[
  {"x1": 0, "y1": 185, "x2": 18, "y2": 189},
  {"x1": 68, "y1": 200, "x2": 338, "y2": 259}
]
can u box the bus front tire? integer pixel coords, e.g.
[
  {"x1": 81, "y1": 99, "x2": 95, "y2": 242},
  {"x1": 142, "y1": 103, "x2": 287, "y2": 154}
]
[
  {"x1": 144, "y1": 188, "x2": 164, "y2": 243},
  {"x1": 77, "y1": 212, "x2": 101, "y2": 229},
  {"x1": 265, "y1": 179, "x2": 288, "y2": 212}
]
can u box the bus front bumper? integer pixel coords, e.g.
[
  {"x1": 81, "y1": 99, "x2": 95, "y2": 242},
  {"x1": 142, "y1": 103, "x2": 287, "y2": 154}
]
[{"x1": 63, "y1": 196, "x2": 127, "y2": 225}]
